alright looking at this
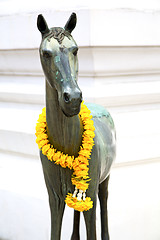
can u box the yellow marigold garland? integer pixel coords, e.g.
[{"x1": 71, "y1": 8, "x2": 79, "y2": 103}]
[{"x1": 35, "y1": 102, "x2": 95, "y2": 211}]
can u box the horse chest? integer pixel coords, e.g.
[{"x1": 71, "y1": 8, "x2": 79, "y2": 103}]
[
  {"x1": 40, "y1": 152, "x2": 73, "y2": 197},
  {"x1": 58, "y1": 167, "x2": 74, "y2": 195}
]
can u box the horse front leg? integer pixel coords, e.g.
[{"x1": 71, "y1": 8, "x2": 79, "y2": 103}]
[
  {"x1": 71, "y1": 210, "x2": 80, "y2": 240},
  {"x1": 48, "y1": 186, "x2": 65, "y2": 240},
  {"x1": 83, "y1": 197, "x2": 97, "y2": 240},
  {"x1": 98, "y1": 175, "x2": 110, "y2": 240}
]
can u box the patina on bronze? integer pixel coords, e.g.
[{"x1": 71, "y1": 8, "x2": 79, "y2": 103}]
[{"x1": 37, "y1": 12, "x2": 116, "y2": 240}]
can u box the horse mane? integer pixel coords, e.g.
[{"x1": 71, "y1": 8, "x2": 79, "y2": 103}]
[{"x1": 44, "y1": 27, "x2": 71, "y2": 44}]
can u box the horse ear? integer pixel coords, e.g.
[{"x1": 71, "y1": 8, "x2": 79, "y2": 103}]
[
  {"x1": 64, "y1": 12, "x2": 77, "y2": 33},
  {"x1": 37, "y1": 14, "x2": 50, "y2": 35}
]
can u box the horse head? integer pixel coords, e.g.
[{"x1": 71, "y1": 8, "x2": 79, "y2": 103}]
[{"x1": 37, "y1": 13, "x2": 82, "y2": 117}]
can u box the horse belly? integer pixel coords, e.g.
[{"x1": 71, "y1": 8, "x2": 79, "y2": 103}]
[{"x1": 93, "y1": 116, "x2": 116, "y2": 184}]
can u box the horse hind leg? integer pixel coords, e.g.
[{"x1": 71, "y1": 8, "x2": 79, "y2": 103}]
[
  {"x1": 71, "y1": 210, "x2": 80, "y2": 240},
  {"x1": 98, "y1": 175, "x2": 110, "y2": 240},
  {"x1": 71, "y1": 199, "x2": 97, "y2": 240}
]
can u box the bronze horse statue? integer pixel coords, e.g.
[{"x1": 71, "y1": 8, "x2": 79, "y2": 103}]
[{"x1": 36, "y1": 12, "x2": 116, "y2": 240}]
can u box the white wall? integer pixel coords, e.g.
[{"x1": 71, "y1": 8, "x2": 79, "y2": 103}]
[{"x1": 0, "y1": 1, "x2": 160, "y2": 239}]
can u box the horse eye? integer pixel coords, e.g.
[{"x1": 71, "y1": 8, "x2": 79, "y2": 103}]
[
  {"x1": 73, "y1": 48, "x2": 78, "y2": 56},
  {"x1": 42, "y1": 50, "x2": 52, "y2": 58}
]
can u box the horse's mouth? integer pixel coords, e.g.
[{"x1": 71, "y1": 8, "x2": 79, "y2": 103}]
[{"x1": 61, "y1": 105, "x2": 80, "y2": 117}]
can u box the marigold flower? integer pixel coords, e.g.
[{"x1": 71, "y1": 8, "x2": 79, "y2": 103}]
[
  {"x1": 42, "y1": 144, "x2": 50, "y2": 155},
  {"x1": 77, "y1": 156, "x2": 89, "y2": 165},
  {"x1": 82, "y1": 143, "x2": 93, "y2": 150},
  {"x1": 36, "y1": 122, "x2": 46, "y2": 129},
  {"x1": 38, "y1": 115, "x2": 46, "y2": 123},
  {"x1": 65, "y1": 193, "x2": 93, "y2": 211},
  {"x1": 37, "y1": 133, "x2": 48, "y2": 141},
  {"x1": 82, "y1": 136, "x2": 94, "y2": 144},
  {"x1": 66, "y1": 156, "x2": 74, "y2": 169},
  {"x1": 78, "y1": 149, "x2": 91, "y2": 158},
  {"x1": 71, "y1": 178, "x2": 89, "y2": 191},
  {"x1": 84, "y1": 130, "x2": 95, "y2": 138},
  {"x1": 47, "y1": 148, "x2": 55, "y2": 161},
  {"x1": 74, "y1": 170, "x2": 88, "y2": 178},
  {"x1": 38, "y1": 139, "x2": 49, "y2": 149},
  {"x1": 72, "y1": 158, "x2": 81, "y2": 169},
  {"x1": 54, "y1": 151, "x2": 61, "y2": 161},
  {"x1": 60, "y1": 155, "x2": 67, "y2": 168},
  {"x1": 35, "y1": 102, "x2": 95, "y2": 211}
]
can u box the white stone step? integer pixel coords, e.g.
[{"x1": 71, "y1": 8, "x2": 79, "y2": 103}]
[
  {"x1": 81, "y1": 76, "x2": 160, "y2": 107},
  {"x1": 0, "y1": 151, "x2": 50, "y2": 240},
  {"x1": 0, "y1": 102, "x2": 43, "y2": 157},
  {"x1": 0, "y1": 75, "x2": 45, "y2": 104},
  {"x1": 0, "y1": 102, "x2": 160, "y2": 164},
  {"x1": 1, "y1": 47, "x2": 160, "y2": 77},
  {"x1": 108, "y1": 159, "x2": 160, "y2": 240},
  {"x1": 0, "y1": 8, "x2": 160, "y2": 49},
  {"x1": 1, "y1": 74, "x2": 160, "y2": 107},
  {"x1": 0, "y1": 151, "x2": 82, "y2": 240},
  {"x1": 0, "y1": 150, "x2": 160, "y2": 240},
  {"x1": 110, "y1": 104, "x2": 160, "y2": 163}
]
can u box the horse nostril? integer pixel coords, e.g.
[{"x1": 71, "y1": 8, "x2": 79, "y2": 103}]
[{"x1": 64, "y1": 92, "x2": 70, "y2": 103}]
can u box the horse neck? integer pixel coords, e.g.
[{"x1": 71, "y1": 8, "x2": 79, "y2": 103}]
[{"x1": 45, "y1": 80, "x2": 83, "y2": 156}]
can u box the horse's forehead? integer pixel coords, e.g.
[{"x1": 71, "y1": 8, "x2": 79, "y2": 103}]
[{"x1": 41, "y1": 35, "x2": 77, "y2": 52}]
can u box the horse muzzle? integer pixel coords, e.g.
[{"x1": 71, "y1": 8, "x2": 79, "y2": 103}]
[{"x1": 61, "y1": 89, "x2": 83, "y2": 117}]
